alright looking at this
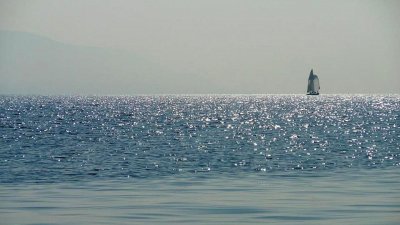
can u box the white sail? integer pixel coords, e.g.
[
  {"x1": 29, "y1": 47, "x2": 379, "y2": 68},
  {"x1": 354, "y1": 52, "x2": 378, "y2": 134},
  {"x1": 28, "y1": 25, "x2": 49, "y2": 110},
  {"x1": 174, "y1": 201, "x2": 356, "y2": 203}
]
[
  {"x1": 313, "y1": 75, "x2": 320, "y2": 92},
  {"x1": 307, "y1": 69, "x2": 320, "y2": 95}
]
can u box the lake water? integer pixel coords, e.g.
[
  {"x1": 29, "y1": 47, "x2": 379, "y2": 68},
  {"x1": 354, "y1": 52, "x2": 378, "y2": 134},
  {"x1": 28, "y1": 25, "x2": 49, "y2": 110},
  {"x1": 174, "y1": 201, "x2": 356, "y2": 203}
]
[{"x1": 1, "y1": 95, "x2": 399, "y2": 224}]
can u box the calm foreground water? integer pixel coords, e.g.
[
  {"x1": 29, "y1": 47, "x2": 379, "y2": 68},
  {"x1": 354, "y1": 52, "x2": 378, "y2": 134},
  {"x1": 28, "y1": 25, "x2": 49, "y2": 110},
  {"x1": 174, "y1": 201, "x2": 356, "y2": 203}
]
[{"x1": 1, "y1": 95, "x2": 399, "y2": 224}]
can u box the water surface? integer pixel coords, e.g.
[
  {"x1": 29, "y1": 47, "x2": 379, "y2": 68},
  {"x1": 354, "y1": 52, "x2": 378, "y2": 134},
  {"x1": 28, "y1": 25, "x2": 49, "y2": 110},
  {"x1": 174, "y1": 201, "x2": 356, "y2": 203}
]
[{"x1": 1, "y1": 95, "x2": 399, "y2": 224}]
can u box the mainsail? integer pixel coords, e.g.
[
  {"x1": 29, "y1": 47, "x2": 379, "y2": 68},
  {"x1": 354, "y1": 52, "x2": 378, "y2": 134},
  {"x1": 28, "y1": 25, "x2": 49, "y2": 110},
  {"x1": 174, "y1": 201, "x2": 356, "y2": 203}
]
[{"x1": 307, "y1": 69, "x2": 320, "y2": 95}]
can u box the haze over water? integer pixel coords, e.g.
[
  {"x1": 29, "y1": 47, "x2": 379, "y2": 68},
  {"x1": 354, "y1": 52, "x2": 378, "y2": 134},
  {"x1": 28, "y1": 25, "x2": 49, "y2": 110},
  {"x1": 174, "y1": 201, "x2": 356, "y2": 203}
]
[
  {"x1": 1, "y1": 1, "x2": 400, "y2": 224},
  {"x1": 1, "y1": 1, "x2": 400, "y2": 95},
  {"x1": 1, "y1": 95, "x2": 399, "y2": 224}
]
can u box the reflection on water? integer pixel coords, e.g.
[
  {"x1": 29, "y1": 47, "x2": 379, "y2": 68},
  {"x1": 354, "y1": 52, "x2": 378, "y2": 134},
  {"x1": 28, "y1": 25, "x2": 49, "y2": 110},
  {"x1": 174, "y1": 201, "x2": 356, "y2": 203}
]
[
  {"x1": 1, "y1": 169, "x2": 399, "y2": 225},
  {"x1": 1, "y1": 95, "x2": 399, "y2": 183},
  {"x1": 1, "y1": 95, "x2": 399, "y2": 224}
]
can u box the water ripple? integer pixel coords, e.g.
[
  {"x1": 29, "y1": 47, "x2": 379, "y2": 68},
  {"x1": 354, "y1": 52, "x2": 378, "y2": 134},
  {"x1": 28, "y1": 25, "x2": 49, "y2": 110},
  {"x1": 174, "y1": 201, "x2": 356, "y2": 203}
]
[{"x1": 0, "y1": 95, "x2": 399, "y2": 183}]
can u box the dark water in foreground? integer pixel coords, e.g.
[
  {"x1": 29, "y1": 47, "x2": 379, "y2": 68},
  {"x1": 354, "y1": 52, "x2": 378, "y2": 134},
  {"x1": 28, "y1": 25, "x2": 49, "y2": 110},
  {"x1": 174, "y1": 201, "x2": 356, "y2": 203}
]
[{"x1": 1, "y1": 95, "x2": 399, "y2": 224}]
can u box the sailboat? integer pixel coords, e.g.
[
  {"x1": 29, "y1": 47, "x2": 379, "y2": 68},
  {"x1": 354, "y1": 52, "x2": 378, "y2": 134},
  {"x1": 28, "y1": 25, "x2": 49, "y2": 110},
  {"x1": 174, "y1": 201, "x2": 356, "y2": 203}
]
[{"x1": 306, "y1": 69, "x2": 320, "y2": 95}]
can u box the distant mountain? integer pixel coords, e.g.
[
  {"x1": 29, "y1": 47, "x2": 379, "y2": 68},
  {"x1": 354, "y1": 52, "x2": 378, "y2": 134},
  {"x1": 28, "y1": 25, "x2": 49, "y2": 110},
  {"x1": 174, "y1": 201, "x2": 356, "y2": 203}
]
[{"x1": 0, "y1": 30, "x2": 210, "y2": 95}]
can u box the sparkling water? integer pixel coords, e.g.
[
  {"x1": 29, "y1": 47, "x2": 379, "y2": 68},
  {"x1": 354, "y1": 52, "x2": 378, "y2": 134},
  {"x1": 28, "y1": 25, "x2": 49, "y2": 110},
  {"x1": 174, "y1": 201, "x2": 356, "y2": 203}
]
[{"x1": 1, "y1": 95, "x2": 399, "y2": 224}]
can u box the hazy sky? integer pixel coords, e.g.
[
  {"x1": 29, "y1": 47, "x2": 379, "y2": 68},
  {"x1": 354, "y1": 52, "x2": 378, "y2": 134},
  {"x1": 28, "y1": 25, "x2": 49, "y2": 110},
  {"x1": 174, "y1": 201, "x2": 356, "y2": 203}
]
[{"x1": 1, "y1": 0, "x2": 399, "y2": 94}]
